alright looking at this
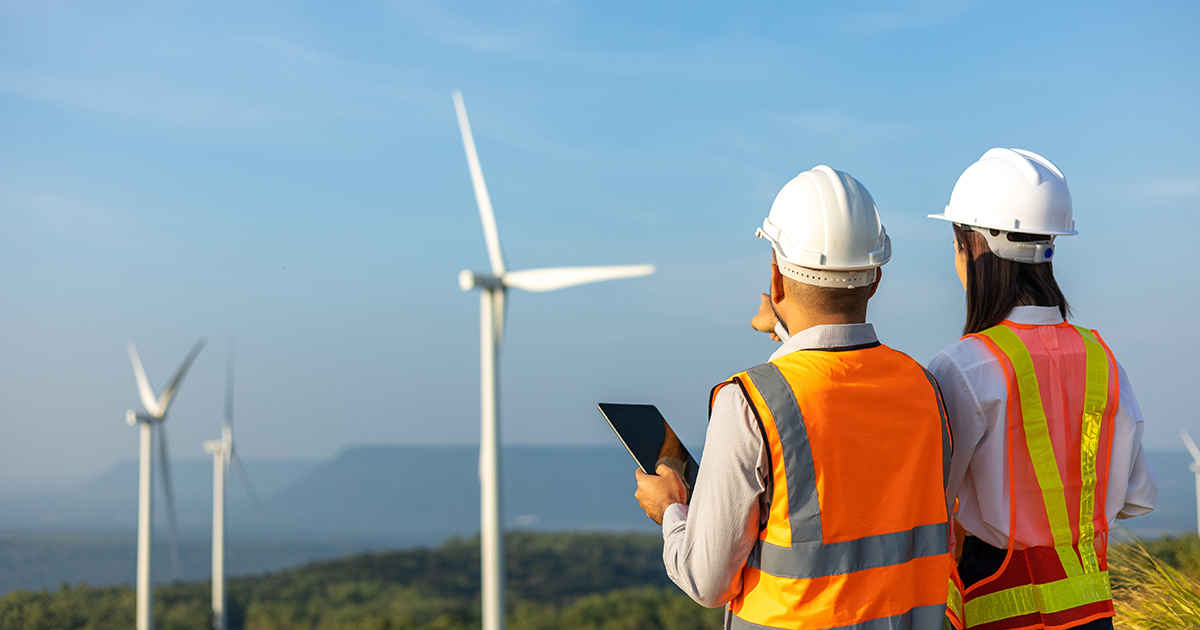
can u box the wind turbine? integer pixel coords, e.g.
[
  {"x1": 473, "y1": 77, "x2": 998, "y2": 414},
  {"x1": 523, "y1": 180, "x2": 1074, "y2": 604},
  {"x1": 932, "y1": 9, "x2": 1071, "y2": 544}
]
[
  {"x1": 204, "y1": 340, "x2": 259, "y2": 630},
  {"x1": 125, "y1": 339, "x2": 205, "y2": 630},
  {"x1": 452, "y1": 90, "x2": 655, "y2": 630},
  {"x1": 1181, "y1": 430, "x2": 1200, "y2": 536}
]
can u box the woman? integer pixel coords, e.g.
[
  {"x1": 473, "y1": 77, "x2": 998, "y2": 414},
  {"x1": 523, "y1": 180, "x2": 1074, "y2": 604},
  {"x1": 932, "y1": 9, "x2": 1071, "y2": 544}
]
[{"x1": 927, "y1": 148, "x2": 1157, "y2": 630}]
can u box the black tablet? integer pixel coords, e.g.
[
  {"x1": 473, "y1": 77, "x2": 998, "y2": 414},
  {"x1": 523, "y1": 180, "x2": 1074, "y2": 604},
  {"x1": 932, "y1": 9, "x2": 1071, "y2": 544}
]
[{"x1": 597, "y1": 403, "x2": 699, "y2": 501}]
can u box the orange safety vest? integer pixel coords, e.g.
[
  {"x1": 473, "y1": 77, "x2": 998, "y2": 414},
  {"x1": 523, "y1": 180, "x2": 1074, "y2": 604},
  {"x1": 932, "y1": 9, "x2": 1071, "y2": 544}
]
[
  {"x1": 712, "y1": 342, "x2": 957, "y2": 630},
  {"x1": 955, "y1": 321, "x2": 1119, "y2": 630}
]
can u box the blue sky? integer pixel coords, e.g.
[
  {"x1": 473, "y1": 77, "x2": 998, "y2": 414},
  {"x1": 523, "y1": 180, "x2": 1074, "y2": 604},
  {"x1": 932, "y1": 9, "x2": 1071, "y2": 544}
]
[{"x1": 2, "y1": 1, "x2": 1198, "y2": 488}]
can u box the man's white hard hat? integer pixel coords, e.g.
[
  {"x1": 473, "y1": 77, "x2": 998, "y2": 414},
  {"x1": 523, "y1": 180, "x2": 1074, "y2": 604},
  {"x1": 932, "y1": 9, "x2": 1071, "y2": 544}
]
[
  {"x1": 756, "y1": 165, "x2": 891, "y2": 289},
  {"x1": 928, "y1": 148, "x2": 1075, "y2": 264}
]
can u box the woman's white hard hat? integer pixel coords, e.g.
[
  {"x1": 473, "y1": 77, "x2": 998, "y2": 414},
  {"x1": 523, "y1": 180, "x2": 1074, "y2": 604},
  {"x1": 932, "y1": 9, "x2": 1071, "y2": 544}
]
[
  {"x1": 756, "y1": 165, "x2": 891, "y2": 289},
  {"x1": 929, "y1": 148, "x2": 1075, "y2": 264}
]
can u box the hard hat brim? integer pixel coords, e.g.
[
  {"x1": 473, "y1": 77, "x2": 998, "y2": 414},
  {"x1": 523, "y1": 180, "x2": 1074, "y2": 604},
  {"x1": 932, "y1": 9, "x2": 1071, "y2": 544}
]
[{"x1": 926, "y1": 211, "x2": 1078, "y2": 236}]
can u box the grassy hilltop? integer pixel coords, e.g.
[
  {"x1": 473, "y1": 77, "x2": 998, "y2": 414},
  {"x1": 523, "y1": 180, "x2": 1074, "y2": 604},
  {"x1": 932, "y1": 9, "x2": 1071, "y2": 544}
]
[{"x1": 1, "y1": 531, "x2": 1197, "y2": 630}]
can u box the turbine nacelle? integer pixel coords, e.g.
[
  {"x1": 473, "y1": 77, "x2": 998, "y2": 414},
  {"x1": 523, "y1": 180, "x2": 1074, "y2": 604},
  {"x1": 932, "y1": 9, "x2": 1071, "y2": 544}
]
[
  {"x1": 126, "y1": 410, "x2": 157, "y2": 426},
  {"x1": 459, "y1": 266, "x2": 657, "y2": 293},
  {"x1": 459, "y1": 270, "x2": 504, "y2": 292}
]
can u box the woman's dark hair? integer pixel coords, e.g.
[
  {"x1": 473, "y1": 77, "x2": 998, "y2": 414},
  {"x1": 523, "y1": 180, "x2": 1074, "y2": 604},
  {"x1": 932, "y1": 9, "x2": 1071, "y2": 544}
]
[{"x1": 954, "y1": 223, "x2": 1070, "y2": 335}]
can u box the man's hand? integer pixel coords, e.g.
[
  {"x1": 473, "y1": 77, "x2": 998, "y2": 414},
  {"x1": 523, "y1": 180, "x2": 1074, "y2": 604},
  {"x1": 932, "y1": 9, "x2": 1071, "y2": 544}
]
[
  {"x1": 751, "y1": 293, "x2": 781, "y2": 341},
  {"x1": 635, "y1": 464, "x2": 688, "y2": 525}
]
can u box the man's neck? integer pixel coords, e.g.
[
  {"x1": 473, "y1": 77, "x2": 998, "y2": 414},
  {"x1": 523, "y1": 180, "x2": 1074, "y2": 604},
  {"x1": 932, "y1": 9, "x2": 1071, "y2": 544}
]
[{"x1": 778, "y1": 310, "x2": 867, "y2": 337}]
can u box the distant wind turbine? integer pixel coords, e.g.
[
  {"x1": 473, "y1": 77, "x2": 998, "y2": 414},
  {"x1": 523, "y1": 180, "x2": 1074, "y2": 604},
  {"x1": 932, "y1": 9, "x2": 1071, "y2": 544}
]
[
  {"x1": 125, "y1": 339, "x2": 205, "y2": 630},
  {"x1": 452, "y1": 90, "x2": 655, "y2": 630},
  {"x1": 1182, "y1": 430, "x2": 1200, "y2": 536},
  {"x1": 205, "y1": 340, "x2": 259, "y2": 630}
]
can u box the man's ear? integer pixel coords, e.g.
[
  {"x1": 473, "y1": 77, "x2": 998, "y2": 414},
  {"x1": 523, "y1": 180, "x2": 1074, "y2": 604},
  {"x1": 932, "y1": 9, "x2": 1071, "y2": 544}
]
[
  {"x1": 867, "y1": 267, "x2": 882, "y2": 299},
  {"x1": 770, "y1": 263, "x2": 786, "y2": 304}
]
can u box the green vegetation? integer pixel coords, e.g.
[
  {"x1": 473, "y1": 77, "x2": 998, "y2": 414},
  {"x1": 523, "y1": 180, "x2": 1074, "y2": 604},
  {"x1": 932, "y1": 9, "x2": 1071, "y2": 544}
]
[
  {"x1": 0, "y1": 532, "x2": 722, "y2": 630},
  {"x1": 7, "y1": 532, "x2": 1195, "y2": 630},
  {"x1": 1111, "y1": 534, "x2": 1200, "y2": 630}
]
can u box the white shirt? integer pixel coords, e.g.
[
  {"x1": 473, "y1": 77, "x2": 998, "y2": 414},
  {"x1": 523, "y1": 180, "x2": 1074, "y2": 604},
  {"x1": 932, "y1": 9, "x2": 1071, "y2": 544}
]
[
  {"x1": 660, "y1": 323, "x2": 880, "y2": 608},
  {"x1": 927, "y1": 306, "x2": 1158, "y2": 550}
]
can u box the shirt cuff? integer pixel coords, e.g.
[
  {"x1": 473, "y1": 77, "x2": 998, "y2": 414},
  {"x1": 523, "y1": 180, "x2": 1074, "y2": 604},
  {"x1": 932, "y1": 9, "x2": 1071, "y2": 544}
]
[
  {"x1": 1117, "y1": 505, "x2": 1153, "y2": 519},
  {"x1": 661, "y1": 503, "x2": 689, "y2": 536}
]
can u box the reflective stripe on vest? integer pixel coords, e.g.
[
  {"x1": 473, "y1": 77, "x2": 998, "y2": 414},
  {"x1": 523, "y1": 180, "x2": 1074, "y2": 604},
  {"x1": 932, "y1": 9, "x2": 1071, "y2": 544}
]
[
  {"x1": 963, "y1": 323, "x2": 1116, "y2": 629},
  {"x1": 947, "y1": 576, "x2": 964, "y2": 629},
  {"x1": 723, "y1": 347, "x2": 954, "y2": 630},
  {"x1": 746, "y1": 363, "x2": 822, "y2": 544},
  {"x1": 746, "y1": 521, "x2": 948, "y2": 579},
  {"x1": 1075, "y1": 327, "x2": 1110, "y2": 576},
  {"x1": 966, "y1": 572, "x2": 1111, "y2": 627},
  {"x1": 728, "y1": 603, "x2": 949, "y2": 630}
]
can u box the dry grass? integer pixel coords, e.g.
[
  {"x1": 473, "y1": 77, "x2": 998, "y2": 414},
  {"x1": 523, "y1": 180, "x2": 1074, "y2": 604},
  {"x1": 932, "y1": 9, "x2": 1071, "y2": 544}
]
[{"x1": 1110, "y1": 539, "x2": 1200, "y2": 630}]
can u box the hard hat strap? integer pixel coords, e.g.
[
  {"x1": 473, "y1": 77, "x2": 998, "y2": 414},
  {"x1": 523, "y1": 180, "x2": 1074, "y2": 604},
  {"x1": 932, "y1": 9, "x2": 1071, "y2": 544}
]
[
  {"x1": 775, "y1": 256, "x2": 879, "y2": 289},
  {"x1": 972, "y1": 227, "x2": 1057, "y2": 264}
]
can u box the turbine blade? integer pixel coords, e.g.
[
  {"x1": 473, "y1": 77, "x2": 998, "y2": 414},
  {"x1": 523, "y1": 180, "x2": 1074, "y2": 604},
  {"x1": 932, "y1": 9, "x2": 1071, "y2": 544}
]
[
  {"x1": 502, "y1": 264, "x2": 656, "y2": 293},
  {"x1": 1182, "y1": 429, "x2": 1200, "y2": 464},
  {"x1": 230, "y1": 449, "x2": 261, "y2": 509},
  {"x1": 224, "y1": 337, "x2": 235, "y2": 436},
  {"x1": 158, "y1": 339, "x2": 206, "y2": 415},
  {"x1": 157, "y1": 423, "x2": 182, "y2": 577},
  {"x1": 452, "y1": 90, "x2": 506, "y2": 276},
  {"x1": 127, "y1": 342, "x2": 161, "y2": 417}
]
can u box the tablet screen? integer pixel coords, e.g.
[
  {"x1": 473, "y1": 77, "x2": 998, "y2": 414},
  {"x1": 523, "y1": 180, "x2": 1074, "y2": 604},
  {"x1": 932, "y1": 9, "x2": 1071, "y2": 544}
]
[{"x1": 597, "y1": 403, "x2": 699, "y2": 501}]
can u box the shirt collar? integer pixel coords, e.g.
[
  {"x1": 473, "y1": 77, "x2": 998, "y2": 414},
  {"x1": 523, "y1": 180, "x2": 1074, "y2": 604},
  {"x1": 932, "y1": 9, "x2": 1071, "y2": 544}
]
[
  {"x1": 769, "y1": 323, "x2": 879, "y2": 361},
  {"x1": 1003, "y1": 305, "x2": 1065, "y2": 326}
]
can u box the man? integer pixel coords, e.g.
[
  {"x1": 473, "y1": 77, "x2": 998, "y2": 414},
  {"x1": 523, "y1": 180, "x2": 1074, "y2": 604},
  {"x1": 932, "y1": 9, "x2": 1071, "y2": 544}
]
[{"x1": 635, "y1": 165, "x2": 958, "y2": 629}]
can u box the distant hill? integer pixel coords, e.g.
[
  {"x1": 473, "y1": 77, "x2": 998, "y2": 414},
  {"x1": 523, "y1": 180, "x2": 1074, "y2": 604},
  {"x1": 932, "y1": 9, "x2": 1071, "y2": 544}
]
[
  {"x1": 0, "y1": 445, "x2": 659, "y2": 593},
  {"x1": 0, "y1": 458, "x2": 317, "y2": 535},
  {"x1": 0, "y1": 445, "x2": 657, "y2": 544},
  {"x1": 0, "y1": 445, "x2": 1191, "y2": 594},
  {"x1": 261, "y1": 445, "x2": 659, "y2": 543}
]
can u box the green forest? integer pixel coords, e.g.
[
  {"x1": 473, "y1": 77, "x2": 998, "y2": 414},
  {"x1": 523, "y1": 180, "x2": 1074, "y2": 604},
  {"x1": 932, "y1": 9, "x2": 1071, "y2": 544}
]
[
  {"x1": 2, "y1": 532, "x2": 1198, "y2": 630},
  {"x1": 0, "y1": 532, "x2": 722, "y2": 630}
]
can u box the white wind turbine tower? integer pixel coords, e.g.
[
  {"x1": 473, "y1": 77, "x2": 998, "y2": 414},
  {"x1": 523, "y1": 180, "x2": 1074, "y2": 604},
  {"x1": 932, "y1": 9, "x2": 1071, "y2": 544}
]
[
  {"x1": 205, "y1": 341, "x2": 259, "y2": 630},
  {"x1": 125, "y1": 339, "x2": 205, "y2": 630},
  {"x1": 452, "y1": 91, "x2": 655, "y2": 630},
  {"x1": 1181, "y1": 429, "x2": 1200, "y2": 536}
]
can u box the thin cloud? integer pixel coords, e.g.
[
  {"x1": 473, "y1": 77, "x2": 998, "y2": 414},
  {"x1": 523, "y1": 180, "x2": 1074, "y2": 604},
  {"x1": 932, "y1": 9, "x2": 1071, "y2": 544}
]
[
  {"x1": 828, "y1": 0, "x2": 978, "y2": 36},
  {"x1": 0, "y1": 190, "x2": 143, "y2": 253},
  {"x1": 0, "y1": 6, "x2": 383, "y2": 132},
  {"x1": 235, "y1": 34, "x2": 335, "y2": 68},
  {"x1": 1141, "y1": 177, "x2": 1200, "y2": 199},
  {"x1": 382, "y1": 0, "x2": 553, "y2": 56},
  {"x1": 776, "y1": 110, "x2": 912, "y2": 149},
  {"x1": 381, "y1": 0, "x2": 772, "y2": 85},
  {"x1": 0, "y1": 190, "x2": 115, "y2": 229},
  {"x1": 0, "y1": 69, "x2": 244, "y2": 127}
]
